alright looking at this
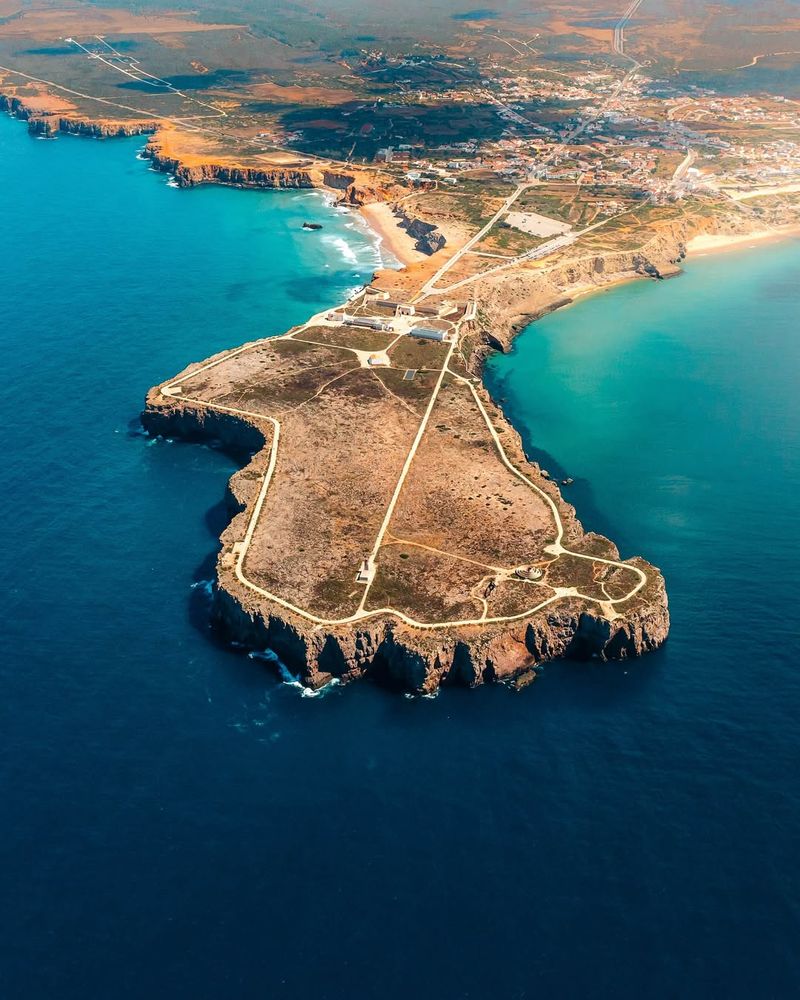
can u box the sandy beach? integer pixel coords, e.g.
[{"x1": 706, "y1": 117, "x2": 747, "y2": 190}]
[
  {"x1": 359, "y1": 201, "x2": 429, "y2": 268},
  {"x1": 686, "y1": 225, "x2": 800, "y2": 256}
]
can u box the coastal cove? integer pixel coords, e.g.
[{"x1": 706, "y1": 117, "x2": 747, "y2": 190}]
[{"x1": 2, "y1": 110, "x2": 800, "y2": 1000}]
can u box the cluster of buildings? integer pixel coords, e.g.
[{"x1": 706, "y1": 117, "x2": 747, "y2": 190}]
[{"x1": 327, "y1": 296, "x2": 456, "y2": 342}]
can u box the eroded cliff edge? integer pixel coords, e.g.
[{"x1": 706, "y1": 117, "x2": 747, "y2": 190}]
[{"x1": 141, "y1": 354, "x2": 669, "y2": 694}]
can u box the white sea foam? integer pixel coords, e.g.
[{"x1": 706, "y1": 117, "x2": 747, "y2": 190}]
[
  {"x1": 351, "y1": 208, "x2": 402, "y2": 271},
  {"x1": 324, "y1": 235, "x2": 359, "y2": 265},
  {"x1": 298, "y1": 676, "x2": 341, "y2": 699},
  {"x1": 403, "y1": 688, "x2": 439, "y2": 700},
  {"x1": 190, "y1": 579, "x2": 214, "y2": 597},
  {"x1": 250, "y1": 650, "x2": 303, "y2": 689},
  {"x1": 248, "y1": 649, "x2": 280, "y2": 664},
  {"x1": 278, "y1": 662, "x2": 308, "y2": 694},
  {"x1": 248, "y1": 650, "x2": 341, "y2": 698}
]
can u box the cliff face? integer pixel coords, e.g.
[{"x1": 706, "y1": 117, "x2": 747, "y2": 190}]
[
  {"x1": 142, "y1": 386, "x2": 669, "y2": 694},
  {"x1": 323, "y1": 170, "x2": 397, "y2": 207},
  {"x1": 473, "y1": 221, "x2": 689, "y2": 349},
  {"x1": 143, "y1": 145, "x2": 319, "y2": 190},
  {"x1": 209, "y1": 572, "x2": 668, "y2": 693},
  {"x1": 138, "y1": 140, "x2": 399, "y2": 201},
  {"x1": 0, "y1": 95, "x2": 155, "y2": 138}
]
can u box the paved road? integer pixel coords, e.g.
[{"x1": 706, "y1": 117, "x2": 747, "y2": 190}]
[
  {"x1": 416, "y1": 183, "x2": 533, "y2": 298},
  {"x1": 419, "y1": 0, "x2": 650, "y2": 298},
  {"x1": 613, "y1": 0, "x2": 646, "y2": 65}
]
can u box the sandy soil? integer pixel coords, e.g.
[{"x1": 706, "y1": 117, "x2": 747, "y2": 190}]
[
  {"x1": 727, "y1": 183, "x2": 800, "y2": 201},
  {"x1": 146, "y1": 126, "x2": 313, "y2": 170},
  {"x1": 359, "y1": 202, "x2": 429, "y2": 268},
  {"x1": 2, "y1": 87, "x2": 76, "y2": 115},
  {"x1": 686, "y1": 225, "x2": 800, "y2": 255}
]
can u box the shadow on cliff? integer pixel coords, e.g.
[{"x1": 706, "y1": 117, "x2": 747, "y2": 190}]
[{"x1": 186, "y1": 497, "x2": 234, "y2": 652}]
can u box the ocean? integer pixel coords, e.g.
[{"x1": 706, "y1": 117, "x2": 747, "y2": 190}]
[{"x1": 1, "y1": 112, "x2": 798, "y2": 998}]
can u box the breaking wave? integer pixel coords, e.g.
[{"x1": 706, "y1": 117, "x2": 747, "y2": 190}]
[
  {"x1": 248, "y1": 649, "x2": 341, "y2": 698},
  {"x1": 323, "y1": 235, "x2": 359, "y2": 265}
]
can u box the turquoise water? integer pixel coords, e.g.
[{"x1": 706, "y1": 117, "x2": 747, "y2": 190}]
[{"x1": 1, "y1": 111, "x2": 799, "y2": 997}]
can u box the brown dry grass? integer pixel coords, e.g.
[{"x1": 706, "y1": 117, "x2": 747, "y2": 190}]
[
  {"x1": 0, "y1": 9, "x2": 245, "y2": 38},
  {"x1": 246, "y1": 82, "x2": 356, "y2": 106}
]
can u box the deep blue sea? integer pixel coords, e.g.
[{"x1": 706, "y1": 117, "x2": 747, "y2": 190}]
[{"x1": 1, "y1": 112, "x2": 799, "y2": 998}]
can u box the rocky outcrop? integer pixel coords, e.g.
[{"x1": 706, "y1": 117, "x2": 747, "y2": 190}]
[
  {"x1": 322, "y1": 169, "x2": 355, "y2": 191},
  {"x1": 393, "y1": 206, "x2": 447, "y2": 255},
  {"x1": 140, "y1": 145, "x2": 396, "y2": 203},
  {"x1": 141, "y1": 385, "x2": 669, "y2": 695},
  {"x1": 322, "y1": 169, "x2": 397, "y2": 207},
  {"x1": 0, "y1": 95, "x2": 39, "y2": 126},
  {"x1": 37, "y1": 117, "x2": 155, "y2": 139},
  {"x1": 210, "y1": 575, "x2": 668, "y2": 694},
  {"x1": 143, "y1": 145, "x2": 319, "y2": 190}
]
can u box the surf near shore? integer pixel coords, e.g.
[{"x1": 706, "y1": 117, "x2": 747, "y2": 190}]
[{"x1": 359, "y1": 201, "x2": 429, "y2": 269}]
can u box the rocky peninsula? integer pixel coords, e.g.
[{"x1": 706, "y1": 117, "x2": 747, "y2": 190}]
[{"x1": 142, "y1": 290, "x2": 669, "y2": 694}]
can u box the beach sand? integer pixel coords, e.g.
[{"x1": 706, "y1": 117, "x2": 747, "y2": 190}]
[
  {"x1": 687, "y1": 225, "x2": 800, "y2": 256},
  {"x1": 359, "y1": 202, "x2": 429, "y2": 268}
]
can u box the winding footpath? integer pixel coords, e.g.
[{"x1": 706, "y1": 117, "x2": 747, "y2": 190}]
[{"x1": 159, "y1": 298, "x2": 648, "y2": 631}]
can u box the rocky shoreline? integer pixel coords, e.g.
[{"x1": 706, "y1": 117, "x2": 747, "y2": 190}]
[
  {"x1": 0, "y1": 94, "x2": 156, "y2": 138},
  {"x1": 141, "y1": 343, "x2": 669, "y2": 694},
  {"x1": 466, "y1": 223, "x2": 689, "y2": 351},
  {"x1": 141, "y1": 135, "x2": 393, "y2": 206},
  {"x1": 2, "y1": 94, "x2": 673, "y2": 691}
]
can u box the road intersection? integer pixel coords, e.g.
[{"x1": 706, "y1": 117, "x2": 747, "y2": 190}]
[{"x1": 159, "y1": 295, "x2": 648, "y2": 631}]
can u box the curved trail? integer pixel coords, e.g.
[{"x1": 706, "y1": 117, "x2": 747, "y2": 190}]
[
  {"x1": 159, "y1": 307, "x2": 648, "y2": 631},
  {"x1": 67, "y1": 37, "x2": 228, "y2": 121},
  {"x1": 143, "y1": 1, "x2": 652, "y2": 631}
]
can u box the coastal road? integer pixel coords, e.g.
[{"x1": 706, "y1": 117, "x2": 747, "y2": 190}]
[
  {"x1": 418, "y1": 0, "x2": 650, "y2": 298},
  {"x1": 423, "y1": 205, "x2": 638, "y2": 296},
  {"x1": 613, "y1": 0, "x2": 646, "y2": 66},
  {"x1": 416, "y1": 183, "x2": 532, "y2": 298},
  {"x1": 670, "y1": 147, "x2": 696, "y2": 191}
]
